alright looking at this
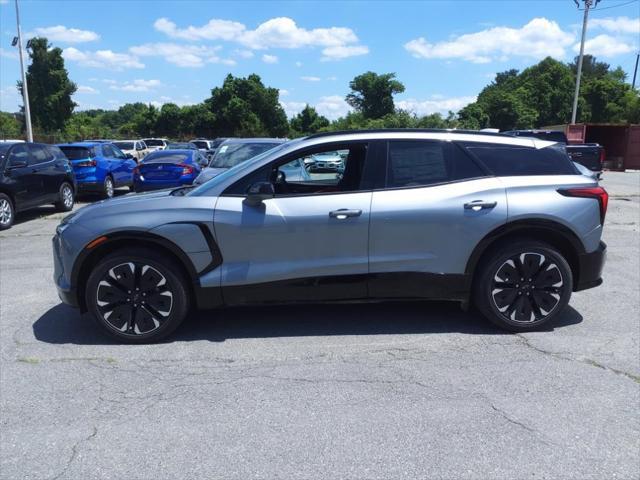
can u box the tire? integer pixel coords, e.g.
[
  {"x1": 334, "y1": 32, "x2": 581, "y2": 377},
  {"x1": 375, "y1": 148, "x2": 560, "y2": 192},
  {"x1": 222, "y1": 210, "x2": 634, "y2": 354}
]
[
  {"x1": 55, "y1": 182, "x2": 75, "y2": 212},
  {"x1": 85, "y1": 248, "x2": 191, "y2": 343},
  {"x1": 473, "y1": 241, "x2": 573, "y2": 332},
  {"x1": 0, "y1": 193, "x2": 15, "y2": 230},
  {"x1": 103, "y1": 175, "x2": 115, "y2": 199}
]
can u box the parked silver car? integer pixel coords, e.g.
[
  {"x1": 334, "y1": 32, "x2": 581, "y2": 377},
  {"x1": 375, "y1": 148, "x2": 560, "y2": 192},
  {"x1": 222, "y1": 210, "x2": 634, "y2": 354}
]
[{"x1": 53, "y1": 129, "x2": 607, "y2": 342}]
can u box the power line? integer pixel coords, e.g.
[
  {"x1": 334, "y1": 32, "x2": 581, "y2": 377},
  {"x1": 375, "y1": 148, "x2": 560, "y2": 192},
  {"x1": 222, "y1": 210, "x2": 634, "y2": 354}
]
[{"x1": 588, "y1": 0, "x2": 639, "y2": 10}]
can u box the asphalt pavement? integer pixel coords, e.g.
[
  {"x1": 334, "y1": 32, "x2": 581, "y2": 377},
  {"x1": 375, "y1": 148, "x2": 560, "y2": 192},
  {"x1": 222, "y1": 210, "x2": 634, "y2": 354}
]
[{"x1": 0, "y1": 173, "x2": 638, "y2": 480}]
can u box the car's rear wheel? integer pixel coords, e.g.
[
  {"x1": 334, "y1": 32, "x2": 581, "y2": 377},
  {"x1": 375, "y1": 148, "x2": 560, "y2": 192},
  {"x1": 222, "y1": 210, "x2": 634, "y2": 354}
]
[
  {"x1": 85, "y1": 248, "x2": 190, "y2": 343},
  {"x1": 103, "y1": 175, "x2": 115, "y2": 199},
  {"x1": 474, "y1": 241, "x2": 573, "y2": 332},
  {"x1": 0, "y1": 193, "x2": 14, "y2": 230},
  {"x1": 55, "y1": 182, "x2": 74, "y2": 212}
]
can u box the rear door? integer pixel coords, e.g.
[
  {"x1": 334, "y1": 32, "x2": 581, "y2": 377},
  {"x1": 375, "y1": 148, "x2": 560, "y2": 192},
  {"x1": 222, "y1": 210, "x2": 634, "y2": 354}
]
[
  {"x1": 4, "y1": 144, "x2": 41, "y2": 209},
  {"x1": 214, "y1": 141, "x2": 376, "y2": 304},
  {"x1": 368, "y1": 139, "x2": 507, "y2": 299},
  {"x1": 27, "y1": 143, "x2": 59, "y2": 200}
]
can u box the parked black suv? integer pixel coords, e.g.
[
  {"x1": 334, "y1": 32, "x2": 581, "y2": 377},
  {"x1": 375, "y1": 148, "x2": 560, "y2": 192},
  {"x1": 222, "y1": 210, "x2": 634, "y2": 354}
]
[{"x1": 0, "y1": 142, "x2": 76, "y2": 230}]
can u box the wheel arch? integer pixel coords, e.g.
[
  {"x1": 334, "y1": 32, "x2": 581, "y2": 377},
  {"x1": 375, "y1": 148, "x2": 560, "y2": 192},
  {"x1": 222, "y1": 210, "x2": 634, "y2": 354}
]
[
  {"x1": 465, "y1": 219, "x2": 585, "y2": 293},
  {"x1": 72, "y1": 231, "x2": 200, "y2": 311}
]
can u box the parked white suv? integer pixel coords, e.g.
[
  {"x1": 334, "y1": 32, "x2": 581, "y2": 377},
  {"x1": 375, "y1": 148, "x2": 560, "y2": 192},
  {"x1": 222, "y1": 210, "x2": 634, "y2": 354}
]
[
  {"x1": 142, "y1": 138, "x2": 168, "y2": 152},
  {"x1": 113, "y1": 140, "x2": 149, "y2": 162}
]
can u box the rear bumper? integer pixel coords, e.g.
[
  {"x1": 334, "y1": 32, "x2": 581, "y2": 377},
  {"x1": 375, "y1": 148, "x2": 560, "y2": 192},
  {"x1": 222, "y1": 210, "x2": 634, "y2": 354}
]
[{"x1": 575, "y1": 241, "x2": 607, "y2": 291}]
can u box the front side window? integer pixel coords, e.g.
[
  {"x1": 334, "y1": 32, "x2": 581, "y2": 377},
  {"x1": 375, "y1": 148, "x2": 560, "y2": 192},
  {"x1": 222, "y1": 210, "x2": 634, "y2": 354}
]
[
  {"x1": 224, "y1": 143, "x2": 369, "y2": 196},
  {"x1": 8, "y1": 144, "x2": 29, "y2": 167},
  {"x1": 386, "y1": 140, "x2": 485, "y2": 188}
]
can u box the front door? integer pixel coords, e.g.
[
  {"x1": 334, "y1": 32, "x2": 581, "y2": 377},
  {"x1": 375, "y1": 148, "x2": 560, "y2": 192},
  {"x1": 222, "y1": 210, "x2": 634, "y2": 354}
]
[
  {"x1": 213, "y1": 142, "x2": 374, "y2": 305},
  {"x1": 4, "y1": 144, "x2": 42, "y2": 210}
]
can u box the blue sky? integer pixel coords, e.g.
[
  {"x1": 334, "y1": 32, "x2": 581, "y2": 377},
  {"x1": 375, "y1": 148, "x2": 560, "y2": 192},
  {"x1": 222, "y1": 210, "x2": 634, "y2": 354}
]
[{"x1": 1, "y1": 0, "x2": 638, "y2": 119}]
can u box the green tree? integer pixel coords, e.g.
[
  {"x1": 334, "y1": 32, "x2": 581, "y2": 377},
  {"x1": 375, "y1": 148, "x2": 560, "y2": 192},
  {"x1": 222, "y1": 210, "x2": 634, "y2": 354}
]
[
  {"x1": 0, "y1": 112, "x2": 22, "y2": 138},
  {"x1": 457, "y1": 103, "x2": 489, "y2": 130},
  {"x1": 180, "y1": 103, "x2": 215, "y2": 138},
  {"x1": 19, "y1": 37, "x2": 76, "y2": 132},
  {"x1": 155, "y1": 103, "x2": 182, "y2": 137},
  {"x1": 346, "y1": 72, "x2": 405, "y2": 119},
  {"x1": 289, "y1": 105, "x2": 329, "y2": 136},
  {"x1": 206, "y1": 74, "x2": 288, "y2": 137}
]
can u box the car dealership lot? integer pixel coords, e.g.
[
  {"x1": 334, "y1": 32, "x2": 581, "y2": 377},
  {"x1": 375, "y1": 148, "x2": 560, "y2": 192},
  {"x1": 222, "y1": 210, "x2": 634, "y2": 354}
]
[{"x1": 0, "y1": 173, "x2": 638, "y2": 479}]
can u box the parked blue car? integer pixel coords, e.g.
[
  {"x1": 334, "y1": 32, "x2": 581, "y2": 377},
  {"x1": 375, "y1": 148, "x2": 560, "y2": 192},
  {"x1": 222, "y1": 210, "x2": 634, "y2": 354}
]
[
  {"x1": 133, "y1": 149, "x2": 208, "y2": 192},
  {"x1": 57, "y1": 142, "x2": 136, "y2": 198}
]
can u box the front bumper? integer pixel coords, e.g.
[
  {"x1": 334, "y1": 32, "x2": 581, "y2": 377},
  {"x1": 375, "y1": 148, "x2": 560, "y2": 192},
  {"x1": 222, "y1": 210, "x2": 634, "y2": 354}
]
[
  {"x1": 53, "y1": 233, "x2": 80, "y2": 307},
  {"x1": 575, "y1": 241, "x2": 607, "y2": 291}
]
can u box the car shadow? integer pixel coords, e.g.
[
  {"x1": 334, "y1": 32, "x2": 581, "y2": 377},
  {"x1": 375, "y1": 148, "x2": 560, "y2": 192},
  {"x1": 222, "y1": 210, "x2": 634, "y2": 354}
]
[{"x1": 33, "y1": 301, "x2": 584, "y2": 345}]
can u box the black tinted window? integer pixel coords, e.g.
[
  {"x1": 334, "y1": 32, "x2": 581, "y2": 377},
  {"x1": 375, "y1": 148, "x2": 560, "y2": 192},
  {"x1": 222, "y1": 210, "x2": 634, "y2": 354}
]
[
  {"x1": 464, "y1": 143, "x2": 577, "y2": 176},
  {"x1": 59, "y1": 146, "x2": 92, "y2": 160},
  {"x1": 28, "y1": 144, "x2": 51, "y2": 164},
  {"x1": 101, "y1": 145, "x2": 114, "y2": 157},
  {"x1": 8, "y1": 144, "x2": 29, "y2": 166},
  {"x1": 143, "y1": 152, "x2": 190, "y2": 164},
  {"x1": 386, "y1": 141, "x2": 485, "y2": 188},
  {"x1": 46, "y1": 145, "x2": 67, "y2": 161}
]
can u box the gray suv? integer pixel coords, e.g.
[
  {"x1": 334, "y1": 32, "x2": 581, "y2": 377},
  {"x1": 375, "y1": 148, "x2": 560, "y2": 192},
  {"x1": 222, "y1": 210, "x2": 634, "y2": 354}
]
[{"x1": 52, "y1": 130, "x2": 607, "y2": 342}]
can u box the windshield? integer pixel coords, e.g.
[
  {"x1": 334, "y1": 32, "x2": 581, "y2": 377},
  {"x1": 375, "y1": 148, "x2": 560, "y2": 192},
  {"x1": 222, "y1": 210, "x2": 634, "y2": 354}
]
[
  {"x1": 192, "y1": 141, "x2": 208, "y2": 149},
  {"x1": 113, "y1": 141, "x2": 134, "y2": 150},
  {"x1": 59, "y1": 146, "x2": 93, "y2": 160},
  {"x1": 210, "y1": 142, "x2": 280, "y2": 168},
  {"x1": 144, "y1": 139, "x2": 165, "y2": 147},
  {"x1": 167, "y1": 143, "x2": 196, "y2": 150},
  {"x1": 188, "y1": 141, "x2": 296, "y2": 197}
]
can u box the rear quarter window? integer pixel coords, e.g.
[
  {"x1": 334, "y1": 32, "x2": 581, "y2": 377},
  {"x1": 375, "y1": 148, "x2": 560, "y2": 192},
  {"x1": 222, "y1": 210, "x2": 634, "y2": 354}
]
[{"x1": 463, "y1": 143, "x2": 577, "y2": 176}]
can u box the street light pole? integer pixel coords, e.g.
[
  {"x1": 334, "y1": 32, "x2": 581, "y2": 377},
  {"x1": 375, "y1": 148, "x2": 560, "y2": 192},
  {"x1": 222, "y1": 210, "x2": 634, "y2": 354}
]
[
  {"x1": 14, "y1": 0, "x2": 33, "y2": 142},
  {"x1": 571, "y1": 0, "x2": 597, "y2": 125}
]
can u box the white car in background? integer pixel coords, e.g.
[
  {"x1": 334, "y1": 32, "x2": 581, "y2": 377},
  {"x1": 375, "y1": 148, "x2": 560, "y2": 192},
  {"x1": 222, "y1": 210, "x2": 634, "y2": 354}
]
[
  {"x1": 142, "y1": 138, "x2": 168, "y2": 152},
  {"x1": 113, "y1": 140, "x2": 149, "y2": 162}
]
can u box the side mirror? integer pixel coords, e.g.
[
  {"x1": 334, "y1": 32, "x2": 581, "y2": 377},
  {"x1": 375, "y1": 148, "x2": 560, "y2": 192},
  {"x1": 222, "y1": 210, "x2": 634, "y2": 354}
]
[{"x1": 245, "y1": 181, "x2": 274, "y2": 206}]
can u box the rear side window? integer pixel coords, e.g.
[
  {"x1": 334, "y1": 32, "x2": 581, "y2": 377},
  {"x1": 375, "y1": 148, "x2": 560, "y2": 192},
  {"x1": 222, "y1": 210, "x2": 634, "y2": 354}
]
[
  {"x1": 46, "y1": 145, "x2": 67, "y2": 161},
  {"x1": 464, "y1": 143, "x2": 577, "y2": 176},
  {"x1": 28, "y1": 144, "x2": 52, "y2": 165},
  {"x1": 386, "y1": 140, "x2": 486, "y2": 188}
]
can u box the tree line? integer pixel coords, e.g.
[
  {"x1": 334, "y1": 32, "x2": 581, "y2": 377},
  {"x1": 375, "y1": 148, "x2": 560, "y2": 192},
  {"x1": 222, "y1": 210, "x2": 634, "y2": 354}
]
[{"x1": 0, "y1": 36, "x2": 638, "y2": 142}]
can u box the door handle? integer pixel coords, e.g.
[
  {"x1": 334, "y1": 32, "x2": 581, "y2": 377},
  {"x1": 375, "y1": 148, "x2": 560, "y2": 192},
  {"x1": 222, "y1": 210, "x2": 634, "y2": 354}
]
[
  {"x1": 464, "y1": 200, "x2": 497, "y2": 211},
  {"x1": 329, "y1": 209, "x2": 362, "y2": 219}
]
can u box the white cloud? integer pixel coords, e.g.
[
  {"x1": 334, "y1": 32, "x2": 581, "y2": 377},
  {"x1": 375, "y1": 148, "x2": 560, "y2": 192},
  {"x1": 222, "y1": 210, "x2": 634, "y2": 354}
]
[
  {"x1": 0, "y1": 86, "x2": 21, "y2": 112},
  {"x1": 279, "y1": 89, "x2": 289, "y2": 97},
  {"x1": 575, "y1": 34, "x2": 635, "y2": 57},
  {"x1": 590, "y1": 16, "x2": 640, "y2": 35},
  {"x1": 154, "y1": 16, "x2": 368, "y2": 61},
  {"x1": 154, "y1": 17, "x2": 246, "y2": 41},
  {"x1": 301, "y1": 76, "x2": 321, "y2": 82},
  {"x1": 396, "y1": 96, "x2": 477, "y2": 116},
  {"x1": 0, "y1": 47, "x2": 18, "y2": 60},
  {"x1": 262, "y1": 54, "x2": 278, "y2": 64},
  {"x1": 326, "y1": 76, "x2": 337, "y2": 81},
  {"x1": 29, "y1": 25, "x2": 99, "y2": 43},
  {"x1": 63, "y1": 47, "x2": 144, "y2": 70},
  {"x1": 321, "y1": 44, "x2": 369, "y2": 61},
  {"x1": 129, "y1": 43, "x2": 235, "y2": 68},
  {"x1": 280, "y1": 101, "x2": 307, "y2": 118},
  {"x1": 315, "y1": 95, "x2": 351, "y2": 120},
  {"x1": 108, "y1": 79, "x2": 162, "y2": 92},
  {"x1": 76, "y1": 85, "x2": 99, "y2": 94},
  {"x1": 405, "y1": 18, "x2": 574, "y2": 63}
]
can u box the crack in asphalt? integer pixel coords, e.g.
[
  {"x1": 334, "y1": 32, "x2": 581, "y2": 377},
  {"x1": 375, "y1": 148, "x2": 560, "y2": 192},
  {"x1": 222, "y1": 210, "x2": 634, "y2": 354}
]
[
  {"x1": 516, "y1": 334, "x2": 640, "y2": 384},
  {"x1": 50, "y1": 425, "x2": 98, "y2": 480},
  {"x1": 488, "y1": 402, "x2": 560, "y2": 448}
]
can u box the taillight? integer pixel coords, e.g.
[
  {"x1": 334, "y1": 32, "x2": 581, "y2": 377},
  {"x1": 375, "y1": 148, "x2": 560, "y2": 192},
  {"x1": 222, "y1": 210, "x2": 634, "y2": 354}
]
[
  {"x1": 599, "y1": 148, "x2": 606, "y2": 166},
  {"x1": 76, "y1": 160, "x2": 97, "y2": 167},
  {"x1": 558, "y1": 187, "x2": 609, "y2": 224},
  {"x1": 179, "y1": 163, "x2": 193, "y2": 175}
]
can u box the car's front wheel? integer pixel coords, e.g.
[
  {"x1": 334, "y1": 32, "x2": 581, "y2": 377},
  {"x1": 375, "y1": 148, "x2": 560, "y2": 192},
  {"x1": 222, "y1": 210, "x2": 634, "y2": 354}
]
[
  {"x1": 474, "y1": 241, "x2": 573, "y2": 332},
  {"x1": 0, "y1": 193, "x2": 15, "y2": 230},
  {"x1": 85, "y1": 248, "x2": 190, "y2": 343}
]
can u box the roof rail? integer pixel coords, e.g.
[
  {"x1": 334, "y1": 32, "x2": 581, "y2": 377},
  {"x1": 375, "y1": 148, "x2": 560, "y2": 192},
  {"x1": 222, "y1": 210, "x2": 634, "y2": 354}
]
[{"x1": 305, "y1": 128, "x2": 510, "y2": 140}]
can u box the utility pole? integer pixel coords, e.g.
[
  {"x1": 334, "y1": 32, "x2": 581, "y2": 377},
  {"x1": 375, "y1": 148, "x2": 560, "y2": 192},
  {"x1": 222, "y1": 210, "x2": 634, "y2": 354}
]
[
  {"x1": 632, "y1": 51, "x2": 639, "y2": 90},
  {"x1": 14, "y1": 0, "x2": 33, "y2": 142},
  {"x1": 571, "y1": 0, "x2": 600, "y2": 125}
]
